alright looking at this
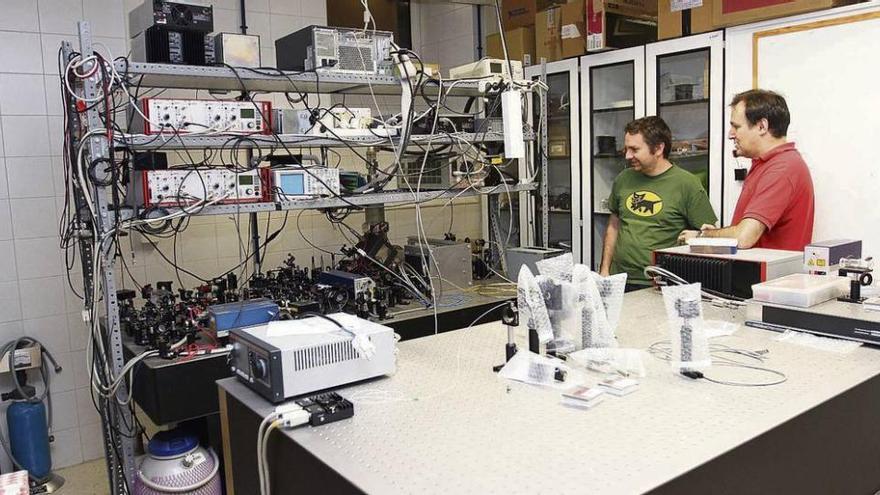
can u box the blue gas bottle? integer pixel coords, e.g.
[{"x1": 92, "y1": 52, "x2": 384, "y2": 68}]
[{"x1": 7, "y1": 401, "x2": 51, "y2": 480}]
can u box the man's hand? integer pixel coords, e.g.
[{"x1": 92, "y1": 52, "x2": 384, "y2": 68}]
[
  {"x1": 599, "y1": 268, "x2": 610, "y2": 277},
  {"x1": 678, "y1": 230, "x2": 700, "y2": 244},
  {"x1": 700, "y1": 223, "x2": 718, "y2": 232}
]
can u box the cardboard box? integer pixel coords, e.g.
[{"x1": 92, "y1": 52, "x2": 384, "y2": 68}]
[
  {"x1": 658, "y1": 0, "x2": 715, "y2": 39},
  {"x1": 561, "y1": 0, "x2": 587, "y2": 58},
  {"x1": 538, "y1": 0, "x2": 571, "y2": 9},
  {"x1": 713, "y1": 0, "x2": 855, "y2": 27},
  {"x1": 536, "y1": 6, "x2": 563, "y2": 62},
  {"x1": 587, "y1": 0, "x2": 658, "y2": 52},
  {"x1": 486, "y1": 26, "x2": 536, "y2": 65},
  {"x1": 596, "y1": 0, "x2": 659, "y2": 17},
  {"x1": 536, "y1": 1, "x2": 586, "y2": 61},
  {"x1": 502, "y1": 0, "x2": 538, "y2": 29}
]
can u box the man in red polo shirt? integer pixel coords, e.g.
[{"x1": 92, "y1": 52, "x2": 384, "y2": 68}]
[{"x1": 679, "y1": 90, "x2": 814, "y2": 250}]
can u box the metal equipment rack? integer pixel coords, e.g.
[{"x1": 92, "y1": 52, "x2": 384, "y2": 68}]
[{"x1": 64, "y1": 21, "x2": 548, "y2": 494}]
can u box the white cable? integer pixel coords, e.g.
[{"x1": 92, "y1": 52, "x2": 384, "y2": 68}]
[
  {"x1": 257, "y1": 406, "x2": 310, "y2": 495},
  {"x1": 644, "y1": 265, "x2": 747, "y2": 308},
  {"x1": 256, "y1": 413, "x2": 279, "y2": 495}
]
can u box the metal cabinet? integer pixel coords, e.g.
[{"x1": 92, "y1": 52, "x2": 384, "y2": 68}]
[
  {"x1": 580, "y1": 46, "x2": 646, "y2": 270},
  {"x1": 580, "y1": 32, "x2": 724, "y2": 271},
  {"x1": 525, "y1": 58, "x2": 583, "y2": 262},
  {"x1": 647, "y1": 31, "x2": 725, "y2": 215}
]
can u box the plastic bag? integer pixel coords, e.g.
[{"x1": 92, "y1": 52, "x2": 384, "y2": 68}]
[
  {"x1": 567, "y1": 347, "x2": 646, "y2": 377},
  {"x1": 517, "y1": 259, "x2": 625, "y2": 353},
  {"x1": 537, "y1": 276, "x2": 580, "y2": 354},
  {"x1": 536, "y1": 252, "x2": 574, "y2": 282},
  {"x1": 498, "y1": 351, "x2": 575, "y2": 390},
  {"x1": 773, "y1": 329, "x2": 862, "y2": 354},
  {"x1": 517, "y1": 266, "x2": 553, "y2": 343},
  {"x1": 592, "y1": 273, "x2": 627, "y2": 332},
  {"x1": 661, "y1": 283, "x2": 711, "y2": 372}
]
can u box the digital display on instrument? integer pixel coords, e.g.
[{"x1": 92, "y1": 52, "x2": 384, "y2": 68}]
[
  {"x1": 241, "y1": 108, "x2": 255, "y2": 118},
  {"x1": 238, "y1": 175, "x2": 254, "y2": 185},
  {"x1": 279, "y1": 173, "x2": 306, "y2": 195}
]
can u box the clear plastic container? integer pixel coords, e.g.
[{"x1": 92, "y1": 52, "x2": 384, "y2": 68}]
[{"x1": 751, "y1": 273, "x2": 849, "y2": 308}]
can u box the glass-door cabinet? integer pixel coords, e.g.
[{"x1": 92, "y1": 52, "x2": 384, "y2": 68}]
[
  {"x1": 525, "y1": 58, "x2": 583, "y2": 262},
  {"x1": 646, "y1": 31, "x2": 724, "y2": 216},
  {"x1": 580, "y1": 47, "x2": 646, "y2": 271}
]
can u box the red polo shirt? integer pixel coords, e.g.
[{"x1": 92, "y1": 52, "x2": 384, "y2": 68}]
[{"x1": 731, "y1": 142, "x2": 814, "y2": 250}]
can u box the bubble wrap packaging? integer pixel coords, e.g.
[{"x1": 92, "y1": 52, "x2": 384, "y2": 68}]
[
  {"x1": 535, "y1": 252, "x2": 574, "y2": 282},
  {"x1": 591, "y1": 273, "x2": 627, "y2": 332},
  {"x1": 498, "y1": 351, "x2": 576, "y2": 390},
  {"x1": 568, "y1": 347, "x2": 647, "y2": 377},
  {"x1": 519, "y1": 261, "x2": 626, "y2": 352},
  {"x1": 661, "y1": 283, "x2": 711, "y2": 371},
  {"x1": 537, "y1": 276, "x2": 580, "y2": 354},
  {"x1": 517, "y1": 265, "x2": 553, "y2": 343}
]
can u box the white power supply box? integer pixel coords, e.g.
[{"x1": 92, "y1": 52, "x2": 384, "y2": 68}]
[
  {"x1": 131, "y1": 98, "x2": 272, "y2": 135},
  {"x1": 229, "y1": 313, "x2": 397, "y2": 403},
  {"x1": 130, "y1": 169, "x2": 266, "y2": 207}
]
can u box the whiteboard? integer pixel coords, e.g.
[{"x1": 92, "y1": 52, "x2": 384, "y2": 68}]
[{"x1": 725, "y1": 4, "x2": 880, "y2": 259}]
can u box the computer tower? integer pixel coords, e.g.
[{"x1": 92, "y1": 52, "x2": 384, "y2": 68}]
[{"x1": 275, "y1": 26, "x2": 394, "y2": 75}]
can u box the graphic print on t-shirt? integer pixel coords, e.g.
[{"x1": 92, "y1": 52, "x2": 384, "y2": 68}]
[{"x1": 625, "y1": 190, "x2": 663, "y2": 217}]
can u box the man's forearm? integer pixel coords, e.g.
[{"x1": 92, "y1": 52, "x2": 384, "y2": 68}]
[
  {"x1": 701, "y1": 218, "x2": 766, "y2": 248},
  {"x1": 600, "y1": 216, "x2": 619, "y2": 273},
  {"x1": 701, "y1": 225, "x2": 739, "y2": 238}
]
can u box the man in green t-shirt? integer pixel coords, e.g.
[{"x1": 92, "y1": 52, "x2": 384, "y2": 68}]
[{"x1": 599, "y1": 116, "x2": 717, "y2": 288}]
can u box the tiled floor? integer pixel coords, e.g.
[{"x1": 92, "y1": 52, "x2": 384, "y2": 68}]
[{"x1": 55, "y1": 459, "x2": 109, "y2": 494}]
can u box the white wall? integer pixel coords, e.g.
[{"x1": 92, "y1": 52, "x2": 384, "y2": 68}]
[
  {"x1": 0, "y1": 0, "x2": 483, "y2": 473},
  {"x1": 723, "y1": 2, "x2": 880, "y2": 256}
]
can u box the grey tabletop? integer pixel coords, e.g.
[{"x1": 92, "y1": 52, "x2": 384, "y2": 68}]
[{"x1": 219, "y1": 288, "x2": 880, "y2": 494}]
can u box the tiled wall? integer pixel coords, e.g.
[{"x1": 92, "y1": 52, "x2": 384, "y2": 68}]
[{"x1": 0, "y1": 0, "x2": 483, "y2": 471}]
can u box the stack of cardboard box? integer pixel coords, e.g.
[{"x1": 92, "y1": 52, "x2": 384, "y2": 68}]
[
  {"x1": 657, "y1": 0, "x2": 858, "y2": 40},
  {"x1": 487, "y1": 0, "x2": 538, "y2": 64},
  {"x1": 490, "y1": 0, "x2": 658, "y2": 65},
  {"x1": 584, "y1": 0, "x2": 657, "y2": 52},
  {"x1": 492, "y1": 0, "x2": 857, "y2": 55}
]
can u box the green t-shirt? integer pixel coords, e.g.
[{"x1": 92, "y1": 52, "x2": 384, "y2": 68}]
[{"x1": 607, "y1": 165, "x2": 717, "y2": 285}]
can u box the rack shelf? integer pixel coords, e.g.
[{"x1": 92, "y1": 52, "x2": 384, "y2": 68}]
[
  {"x1": 670, "y1": 149, "x2": 709, "y2": 159},
  {"x1": 139, "y1": 183, "x2": 538, "y2": 217},
  {"x1": 593, "y1": 105, "x2": 635, "y2": 114},
  {"x1": 116, "y1": 130, "x2": 532, "y2": 151},
  {"x1": 659, "y1": 98, "x2": 709, "y2": 107},
  {"x1": 115, "y1": 61, "x2": 487, "y2": 96},
  {"x1": 74, "y1": 21, "x2": 547, "y2": 495}
]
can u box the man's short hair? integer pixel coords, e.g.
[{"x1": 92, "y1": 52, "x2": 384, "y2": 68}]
[
  {"x1": 624, "y1": 116, "x2": 672, "y2": 159},
  {"x1": 730, "y1": 89, "x2": 790, "y2": 138}
]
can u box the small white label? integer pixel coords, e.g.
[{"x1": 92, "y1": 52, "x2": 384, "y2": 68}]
[
  {"x1": 523, "y1": 54, "x2": 532, "y2": 66},
  {"x1": 587, "y1": 34, "x2": 603, "y2": 51},
  {"x1": 12, "y1": 350, "x2": 31, "y2": 368},
  {"x1": 546, "y1": 7, "x2": 557, "y2": 27},
  {"x1": 561, "y1": 24, "x2": 581, "y2": 39},
  {"x1": 671, "y1": 0, "x2": 703, "y2": 11}
]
